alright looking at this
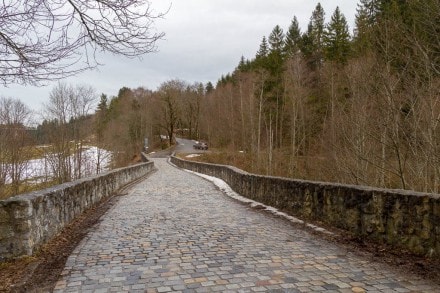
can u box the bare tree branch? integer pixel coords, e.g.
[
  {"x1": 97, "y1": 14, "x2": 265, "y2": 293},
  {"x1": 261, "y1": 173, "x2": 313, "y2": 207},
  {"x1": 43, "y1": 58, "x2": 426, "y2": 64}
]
[{"x1": 0, "y1": 0, "x2": 166, "y2": 85}]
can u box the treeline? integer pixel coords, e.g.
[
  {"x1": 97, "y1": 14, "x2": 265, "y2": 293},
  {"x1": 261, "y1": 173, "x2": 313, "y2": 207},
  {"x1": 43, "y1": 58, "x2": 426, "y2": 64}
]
[
  {"x1": 199, "y1": 0, "x2": 440, "y2": 192},
  {"x1": 86, "y1": 79, "x2": 207, "y2": 167}
]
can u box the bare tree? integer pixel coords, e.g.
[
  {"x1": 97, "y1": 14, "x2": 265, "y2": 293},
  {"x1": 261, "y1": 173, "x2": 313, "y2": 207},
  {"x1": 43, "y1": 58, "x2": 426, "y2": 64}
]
[
  {"x1": 43, "y1": 82, "x2": 96, "y2": 183},
  {"x1": 0, "y1": 97, "x2": 32, "y2": 197},
  {"x1": 182, "y1": 83, "x2": 203, "y2": 140},
  {"x1": 0, "y1": 0, "x2": 165, "y2": 85},
  {"x1": 284, "y1": 54, "x2": 307, "y2": 177},
  {"x1": 70, "y1": 85, "x2": 96, "y2": 179},
  {"x1": 0, "y1": 126, "x2": 9, "y2": 196},
  {"x1": 157, "y1": 80, "x2": 185, "y2": 146},
  {"x1": 43, "y1": 83, "x2": 73, "y2": 182}
]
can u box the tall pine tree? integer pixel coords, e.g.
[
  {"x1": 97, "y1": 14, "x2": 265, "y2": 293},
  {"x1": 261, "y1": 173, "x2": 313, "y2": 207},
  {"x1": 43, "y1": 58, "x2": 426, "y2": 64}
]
[
  {"x1": 324, "y1": 7, "x2": 351, "y2": 64},
  {"x1": 358, "y1": 0, "x2": 383, "y2": 24},
  {"x1": 256, "y1": 36, "x2": 269, "y2": 59},
  {"x1": 353, "y1": 1, "x2": 374, "y2": 55},
  {"x1": 255, "y1": 36, "x2": 269, "y2": 69},
  {"x1": 301, "y1": 3, "x2": 325, "y2": 69},
  {"x1": 268, "y1": 25, "x2": 285, "y2": 75},
  {"x1": 284, "y1": 16, "x2": 301, "y2": 57}
]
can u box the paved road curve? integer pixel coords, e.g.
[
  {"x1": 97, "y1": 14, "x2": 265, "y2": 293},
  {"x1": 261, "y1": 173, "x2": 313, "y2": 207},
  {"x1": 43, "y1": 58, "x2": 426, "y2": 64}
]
[{"x1": 54, "y1": 158, "x2": 439, "y2": 292}]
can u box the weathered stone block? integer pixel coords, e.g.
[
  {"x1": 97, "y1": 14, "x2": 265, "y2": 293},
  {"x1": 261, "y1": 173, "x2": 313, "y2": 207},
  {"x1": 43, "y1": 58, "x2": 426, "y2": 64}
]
[
  {"x1": 303, "y1": 188, "x2": 313, "y2": 218},
  {"x1": 345, "y1": 208, "x2": 360, "y2": 233},
  {"x1": 0, "y1": 225, "x2": 14, "y2": 240},
  {"x1": 14, "y1": 220, "x2": 31, "y2": 233},
  {"x1": 11, "y1": 200, "x2": 32, "y2": 219},
  {"x1": 362, "y1": 213, "x2": 383, "y2": 235},
  {"x1": 385, "y1": 217, "x2": 399, "y2": 245},
  {"x1": 421, "y1": 214, "x2": 431, "y2": 240},
  {"x1": 0, "y1": 209, "x2": 10, "y2": 224}
]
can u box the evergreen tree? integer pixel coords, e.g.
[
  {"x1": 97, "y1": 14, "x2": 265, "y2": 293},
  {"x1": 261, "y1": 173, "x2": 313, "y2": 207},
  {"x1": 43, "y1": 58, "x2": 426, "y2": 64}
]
[
  {"x1": 284, "y1": 16, "x2": 301, "y2": 57},
  {"x1": 238, "y1": 56, "x2": 246, "y2": 69},
  {"x1": 205, "y1": 82, "x2": 214, "y2": 94},
  {"x1": 237, "y1": 55, "x2": 251, "y2": 72},
  {"x1": 267, "y1": 25, "x2": 285, "y2": 75},
  {"x1": 301, "y1": 3, "x2": 325, "y2": 69},
  {"x1": 117, "y1": 87, "x2": 132, "y2": 99},
  {"x1": 256, "y1": 36, "x2": 269, "y2": 59},
  {"x1": 268, "y1": 25, "x2": 285, "y2": 54},
  {"x1": 266, "y1": 25, "x2": 286, "y2": 149},
  {"x1": 97, "y1": 94, "x2": 108, "y2": 113},
  {"x1": 353, "y1": 1, "x2": 373, "y2": 55},
  {"x1": 255, "y1": 36, "x2": 270, "y2": 70},
  {"x1": 407, "y1": 0, "x2": 440, "y2": 75},
  {"x1": 358, "y1": 0, "x2": 383, "y2": 24},
  {"x1": 324, "y1": 7, "x2": 351, "y2": 64},
  {"x1": 299, "y1": 23, "x2": 313, "y2": 58},
  {"x1": 95, "y1": 94, "x2": 109, "y2": 148},
  {"x1": 353, "y1": 0, "x2": 410, "y2": 57}
]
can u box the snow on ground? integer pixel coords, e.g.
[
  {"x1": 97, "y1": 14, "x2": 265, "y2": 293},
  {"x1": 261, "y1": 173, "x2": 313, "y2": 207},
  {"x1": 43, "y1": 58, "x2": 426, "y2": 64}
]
[
  {"x1": 5, "y1": 146, "x2": 112, "y2": 184},
  {"x1": 185, "y1": 154, "x2": 201, "y2": 158}
]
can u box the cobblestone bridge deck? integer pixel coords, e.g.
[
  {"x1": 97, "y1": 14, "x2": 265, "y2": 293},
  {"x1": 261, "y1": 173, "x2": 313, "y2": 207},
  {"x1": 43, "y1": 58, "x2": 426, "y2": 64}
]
[{"x1": 54, "y1": 158, "x2": 439, "y2": 292}]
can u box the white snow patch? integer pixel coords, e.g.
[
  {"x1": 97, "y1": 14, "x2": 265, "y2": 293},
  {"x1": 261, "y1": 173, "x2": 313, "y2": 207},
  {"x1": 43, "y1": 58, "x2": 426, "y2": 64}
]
[
  {"x1": 4, "y1": 146, "x2": 112, "y2": 184},
  {"x1": 186, "y1": 154, "x2": 201, "y2": 158},
  {"x1": 169, "y1": 159, "x2": 333, "y2": 236}
]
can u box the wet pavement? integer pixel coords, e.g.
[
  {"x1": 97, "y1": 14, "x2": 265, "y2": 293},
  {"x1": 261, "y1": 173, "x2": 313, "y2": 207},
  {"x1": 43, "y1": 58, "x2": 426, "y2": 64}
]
[{"x1": 53, "y1": 158, "x2": 439, "y2": 292}]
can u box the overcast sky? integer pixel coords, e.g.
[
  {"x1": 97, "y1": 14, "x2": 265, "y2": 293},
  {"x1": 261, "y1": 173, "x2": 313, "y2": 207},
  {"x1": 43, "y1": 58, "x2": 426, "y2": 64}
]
[{"x1": 1, "y1": 1, "x2": 358, "y2": 113}]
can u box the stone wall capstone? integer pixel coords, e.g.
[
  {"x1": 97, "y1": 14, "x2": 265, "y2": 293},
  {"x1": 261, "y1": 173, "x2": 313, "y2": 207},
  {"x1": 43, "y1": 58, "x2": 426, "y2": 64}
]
[
  {"x1": 171, "y1": 156, "x2": 440, "y2": 258},
  {"x1": 0, "y1": 161, "x2": 154, "y2": 261}
]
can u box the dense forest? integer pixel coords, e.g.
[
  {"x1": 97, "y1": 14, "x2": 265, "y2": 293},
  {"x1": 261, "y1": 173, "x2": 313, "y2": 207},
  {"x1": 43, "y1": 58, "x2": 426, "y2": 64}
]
[
  {"x1": 198, "y1": 0, "x2": 440, "y2": 193},
  {"x1": 1, "y1": 0, "x2": 439, "y2": 197}
]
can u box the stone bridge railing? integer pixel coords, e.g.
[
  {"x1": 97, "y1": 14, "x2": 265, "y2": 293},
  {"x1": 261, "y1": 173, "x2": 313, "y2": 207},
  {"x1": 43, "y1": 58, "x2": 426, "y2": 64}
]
[
  {"x1": 0, "y1": 161, "x2": 155, "y2": 261},
  {"x1": 171, "y1": 156, "x2": 440, "y2": 258}
]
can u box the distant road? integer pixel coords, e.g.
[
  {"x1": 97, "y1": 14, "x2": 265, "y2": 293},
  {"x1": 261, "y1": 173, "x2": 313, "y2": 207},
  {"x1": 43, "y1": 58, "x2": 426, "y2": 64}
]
[
  {"x1": 148, "y1": 137, "x2": 207, "y2": 158},
  {"x1": 174, "y1": 137, "x2": 207, "y2": 154}
]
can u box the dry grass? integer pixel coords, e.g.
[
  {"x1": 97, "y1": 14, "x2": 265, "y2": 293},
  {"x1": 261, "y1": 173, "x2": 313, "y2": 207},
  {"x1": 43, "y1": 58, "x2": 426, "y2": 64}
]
[
  {"x1": 180, "y1": 148, "x2": 328, "y2": 182},
  {"x1": 181, "y1": 151, "x2": 253, "y2": 171}
]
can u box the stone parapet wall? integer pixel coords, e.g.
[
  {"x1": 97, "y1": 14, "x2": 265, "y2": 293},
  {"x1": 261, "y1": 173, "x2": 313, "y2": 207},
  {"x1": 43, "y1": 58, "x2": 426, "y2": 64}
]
[
  {"x1": 0, "y1": 161, "x2": 154, "y2": 260},
  {"x1": 171, "y1": 156, "x2": 440, "y2": 258}
]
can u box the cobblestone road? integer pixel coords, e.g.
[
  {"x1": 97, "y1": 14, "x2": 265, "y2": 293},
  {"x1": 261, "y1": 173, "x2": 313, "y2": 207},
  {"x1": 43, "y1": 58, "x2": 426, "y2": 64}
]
[{"x1": 54, "y1": 158, "x2": 439, "y2": 292}]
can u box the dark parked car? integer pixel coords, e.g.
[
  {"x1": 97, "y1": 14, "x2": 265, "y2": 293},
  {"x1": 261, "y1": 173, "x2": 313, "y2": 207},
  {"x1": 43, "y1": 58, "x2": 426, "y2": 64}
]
[{"x1": 193, "y1": 141, "x2": 208, "y2": 150}]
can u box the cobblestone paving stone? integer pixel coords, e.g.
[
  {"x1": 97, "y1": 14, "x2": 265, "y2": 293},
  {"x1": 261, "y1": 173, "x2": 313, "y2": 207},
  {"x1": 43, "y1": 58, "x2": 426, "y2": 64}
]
[{"x1": 53, "y1": 158, "x2": 439, "y2": 292}]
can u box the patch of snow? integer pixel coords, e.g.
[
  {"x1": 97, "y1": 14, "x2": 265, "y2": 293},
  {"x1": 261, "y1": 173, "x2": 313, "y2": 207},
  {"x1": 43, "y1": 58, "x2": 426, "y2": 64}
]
[
  {"x1": 4, "y1": 146, "x2": 112, "y2": 184},
  {"x1": 186, "y1": 154, "x2": 201, "y2": 158}
]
